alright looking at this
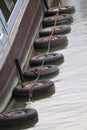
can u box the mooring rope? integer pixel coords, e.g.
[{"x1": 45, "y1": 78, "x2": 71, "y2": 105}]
[
  {"x1": 31, "y1": 4, "x2": 60, "y2": 83},
  {"x1": 27, "y1": 2, "x2": 61, "y2": 101}
]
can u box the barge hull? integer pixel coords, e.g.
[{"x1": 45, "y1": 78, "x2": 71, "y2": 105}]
[{"x1": 0, "y1": 0, "x2": 44, "y2": 112}]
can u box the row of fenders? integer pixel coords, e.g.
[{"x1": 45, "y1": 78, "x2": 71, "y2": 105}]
[{"x1": 0, "y1": 3, "x2": 75, "y2": 129}]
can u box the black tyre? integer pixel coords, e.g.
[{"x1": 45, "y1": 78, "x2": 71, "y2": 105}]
[
  {"x1": 29, "y1": 53, "x2": 64, "y2": 66},
  {"x1": 0, "y1": 108, "x2": 38, "y2": 126},
  {"x1": 13, "y1": 80, "x2": 55, "y2": 97},
  {"x1": 42, "y1": 14, "x2": 73, "y2": 27},
  {"x1": 34, "y1": 35, "x2": 68, "y2": 49},
  {"x1": 23, "y1": 65, "x2": 59, "y2": 80},
  {"x1": 39, "y1": 25, "x2": 71, "y2": 37},
  {"x1": 44, "y1": 6, "x2": 75, "y2": 17}
]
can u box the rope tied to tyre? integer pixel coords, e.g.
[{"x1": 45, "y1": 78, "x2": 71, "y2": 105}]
[
  {"x1": 27, "y1": 55, "x2": 49, "y2": 101},
  {"x1": 31, "y1": 5, "x2": 60, "y2": 82},
  {"x1": 27, "y1": 39, "x2": 51, "y2": 101},
  {"x1": 27, "y1": 2, "x2": 61, "y2": 102},
  {"x1": 47, "y1": 1, "x2": 62, "y2": 36},
  {"x1": 49, "y1": 3, "x2": 60, "y2": 36}
]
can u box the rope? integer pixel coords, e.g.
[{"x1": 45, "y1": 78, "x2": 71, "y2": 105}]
[
  {"x1": 27, "y1": 2, "x2": 61, "y2": 101},
  {"x1": 27, "y1": 39, "x2": 51, "y2": 100},
  {"x1": 30, "y1": 3, "x2": 60, "y2": 83},
  {"x1": 49, "y1": 0, "x2": 62, "y2": 36}
]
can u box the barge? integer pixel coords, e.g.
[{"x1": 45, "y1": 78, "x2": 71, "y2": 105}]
[{"x1": 0, "y1": 0, "x2": 49, "y2": 112}]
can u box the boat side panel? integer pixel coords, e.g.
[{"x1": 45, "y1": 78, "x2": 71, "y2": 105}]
[{"x1": 0, "y1": 0, "x2": 44, "y2": 111}]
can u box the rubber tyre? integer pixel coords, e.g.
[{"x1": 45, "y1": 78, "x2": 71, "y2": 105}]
[
  {"x1": 0, "y1": 108, "x2": 38, "y2": 126},
  {"x1": 23, "y1": 65, "x2": 59, "y2": 80},
  {"x1": 42, "y1": 14, "x2": 73, "y2": 27},
  {"x1": 13, "y1": 80, "x2": 55, "y2": 97},
  {"x1": 34, "y1": 35, "x2": 68, "y2": 49},
  {"x1": 39, "y1": 25, "x2": 71, "y2": 37},
  {"x1": 44, "y1": 6, "x2": 75, "y2": 17},
  {"x1": 29, "y1": 53, "x2": 64, "y2": 66}
]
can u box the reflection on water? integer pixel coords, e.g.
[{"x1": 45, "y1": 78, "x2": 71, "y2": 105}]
[{"x1": 5, "y1": 0, "x2": 87, "y2": 129}]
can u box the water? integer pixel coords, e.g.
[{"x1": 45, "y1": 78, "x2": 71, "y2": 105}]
[{"x1": 4, "y1": 0, "x2": 87, "y2": 129}]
